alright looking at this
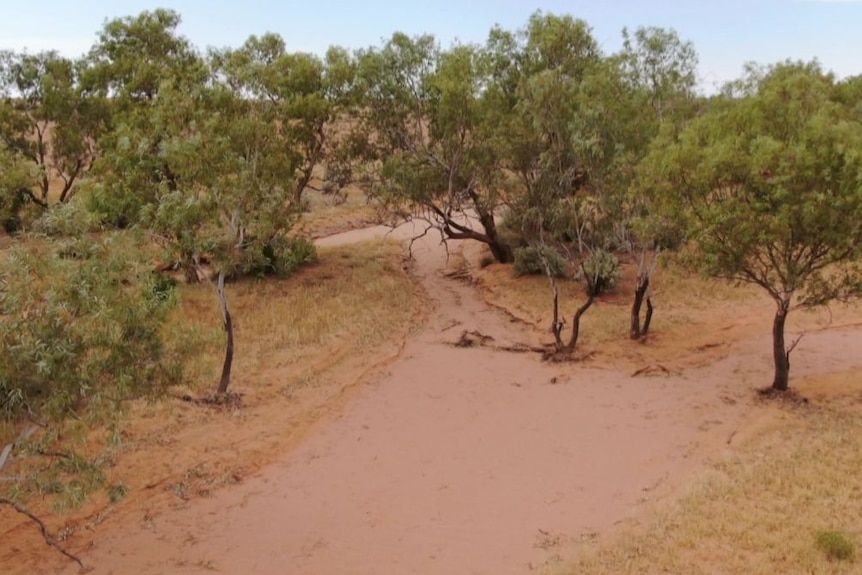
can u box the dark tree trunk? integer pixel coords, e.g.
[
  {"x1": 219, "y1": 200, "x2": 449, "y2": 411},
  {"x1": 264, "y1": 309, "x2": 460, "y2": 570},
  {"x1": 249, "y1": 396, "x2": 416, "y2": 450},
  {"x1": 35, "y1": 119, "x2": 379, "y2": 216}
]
[
  {"x1": 185, "y1": 264, "x2": 201, "y2": 284},
  {"x1": 630, "y1": 275, "x2": 650, "y2": 339},
  {"x1": 488, "y1": 239, "x2": 513, "y2": 264},
  {"x1": 772, "y1": 302, "x2": 790, "y2": 391},
  {"x1": 565, "y1": 295, "x2": 595, "y2": 353},
  {"x1": 642, "y1": 297, "x2": 654, "y2": 337},
  {"x1": 551, "y1": 281, "x2": 564, "y2": 352},
  {"x1": 216, "y1": 272, "x2": 234, "y2": 395},
  {"x1": 476, "y1": 209, "x2": 513, "y2": 263}
]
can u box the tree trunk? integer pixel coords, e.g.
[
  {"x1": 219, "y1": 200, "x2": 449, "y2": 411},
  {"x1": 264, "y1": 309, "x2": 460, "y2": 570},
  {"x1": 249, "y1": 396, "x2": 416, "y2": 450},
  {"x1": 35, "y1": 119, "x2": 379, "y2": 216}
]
[
  {"x1": 771, "y1": 301, "x2": 790, "y2": 391},
  {"x1": 550, "y1": 279, "x2": 564, "y2": 352},
  {"x1": 642, "y1": 297, "x2": 654, "y2": 337},
  {"x1": 488, "y1": 239, "x2": 513, "y2": 264},
  {"x1": 630, "y1": 275, "x2": 649, "y2": 339},
  {"x1": 476, "y1": 209, "x2": 513, "y2": 263},
  {"x1": 565, "y1": 295, "x2": 595, "y2": 353},
  {"x1": 216, "y1": 272, "x2": 234, "y2": 395}
]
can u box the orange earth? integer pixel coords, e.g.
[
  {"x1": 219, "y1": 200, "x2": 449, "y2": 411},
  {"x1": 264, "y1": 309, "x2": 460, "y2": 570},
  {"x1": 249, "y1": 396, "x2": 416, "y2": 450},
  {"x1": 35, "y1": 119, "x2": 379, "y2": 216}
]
[{"x1": 3, "y1": 222, "x2": 862, "y2": 575}]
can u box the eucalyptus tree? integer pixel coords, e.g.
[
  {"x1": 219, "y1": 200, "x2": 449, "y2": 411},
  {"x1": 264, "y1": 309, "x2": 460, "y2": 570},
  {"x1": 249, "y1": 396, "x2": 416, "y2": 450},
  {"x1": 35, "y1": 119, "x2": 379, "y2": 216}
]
[
  {"x1": 483, "y1": 12, "x2": 604, "y2": 249},
  {"x1": 212, "y1": 33, "x2": 357, "y2": 206},
  {"x1": 81, "y1": 8, "x2": 209, "y2": 227},
  {"x1": 640, "y1": 61, "x2": 862, "y2": 391},
  {"x1": 621, "y1": 26, "x2": 699, "y2": 123},
  {"x1": 0, "y1": 50, "x2": 106, "y2": 213},
  {"x1": 353, "y1": 33, "x2": 515, "y2": 261},
  {"x1": 619, "y1": 26, "x2": 700, "y2": 339}
]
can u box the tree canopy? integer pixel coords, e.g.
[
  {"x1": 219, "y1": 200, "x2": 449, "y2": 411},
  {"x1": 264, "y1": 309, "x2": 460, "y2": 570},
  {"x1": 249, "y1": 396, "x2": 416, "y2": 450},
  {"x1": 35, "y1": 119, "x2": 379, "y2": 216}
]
[{"x1": 640, "y1": 61, "x2": 862, "y2": 390}]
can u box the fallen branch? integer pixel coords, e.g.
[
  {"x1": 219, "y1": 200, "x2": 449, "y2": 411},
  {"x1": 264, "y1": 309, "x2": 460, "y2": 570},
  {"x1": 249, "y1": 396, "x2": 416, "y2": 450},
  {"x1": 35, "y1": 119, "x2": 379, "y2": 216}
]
[
  {"x1": 0, "y1": 424, "x2": 39, "y2": 472},
  {"x1": 726, "y1": 428, "x2": 738, "y2": 445},
  {"x1": 451, "y1": 330, "x2": 548, "y2": 354},
  {"x1": 631, "y1": 364, "x2": 672, "y2": 377},
  {"x1": 442, "y1": 268, "x2": 472, "y2": 283},
  {"x1": 0, "y1": 498, "x2": 86, "y2": 570},
  {"x1": 0, "y1": 444, "x2": 12, "y2": 472},
  {"x1": 35, "y1": 450, "x2": 74, "y2": 460},
  {"x1": 494, "y1": 344, "x2": 549, "y2": 354}
]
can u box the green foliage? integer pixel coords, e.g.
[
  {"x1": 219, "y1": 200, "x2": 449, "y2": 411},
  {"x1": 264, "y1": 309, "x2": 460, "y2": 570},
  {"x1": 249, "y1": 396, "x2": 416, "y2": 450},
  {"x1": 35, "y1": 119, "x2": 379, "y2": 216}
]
[
  {"x1": 0, "y1": 49, "x2": 107, "y2": 207},
  {"x1": 210, "y1": 34, "x2": 357, "y2": 205},
  {"x1": 0, "y1": 142, "x2": 31, "y2": 231},
  {"x1": 640, "y1": 61, "x2": 862, "y2": 308},
  {"x1": 513, "y1": 245, "x2": 567, "y2": 278},
  {"x1": 32, "y1": 198, "x2": 101, "y2": 236},
  {"x1": 581, "y1": 249, "x2": 621, "y2": 295},
  {"x1": 621, "y1": 26, "x2": 699, "y2": 123},
  {"x1": 0, "y1": 234, "x2": 182, "y2": 422},
  {"x1": 82, "y1": 9, "x2": 208, "y2": 227},
  {"x1": 355, "y1": 33, "x2": 513, "y2": 261},
  {"x1": 816, "y1": 530, "x2": 856, "y2": 562},
  {"x1": 241, "y1": 236, "x2": 317, "y2": 278}
]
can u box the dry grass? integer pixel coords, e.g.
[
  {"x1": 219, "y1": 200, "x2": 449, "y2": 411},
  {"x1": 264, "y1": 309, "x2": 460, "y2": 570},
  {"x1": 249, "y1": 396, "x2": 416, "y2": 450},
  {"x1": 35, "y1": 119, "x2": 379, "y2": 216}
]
[
  {"x1": 475, "y1": 259, "x2": 766, "y2": 368},
  {"x1": 164, "y1": 239, "x2": 419, "y2": 395},
  {"x1": 556, "y1": 371, "x2": 862, "y2": 575},
  {"x1": 295, "y1": 185, "x2": 379, "y2": 239},
  {"x1": 479, "y1": 260, "x2": 754, "y2": 342}
]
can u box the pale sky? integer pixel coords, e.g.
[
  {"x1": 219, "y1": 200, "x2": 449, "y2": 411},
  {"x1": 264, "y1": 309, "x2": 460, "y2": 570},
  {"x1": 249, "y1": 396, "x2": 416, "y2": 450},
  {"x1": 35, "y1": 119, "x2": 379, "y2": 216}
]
[{"x1": 0, "y1": 0, "x2": 859, "y2": 93}]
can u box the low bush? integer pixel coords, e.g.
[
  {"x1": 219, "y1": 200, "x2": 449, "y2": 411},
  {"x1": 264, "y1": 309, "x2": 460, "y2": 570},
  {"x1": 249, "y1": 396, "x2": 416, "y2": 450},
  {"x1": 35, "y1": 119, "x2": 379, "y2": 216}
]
[
  {"x1": 581, "y1": 249, "x2": 621, "y2": 295},
  {"x1": 513, "y1": 245, "x2": 568, "y2": 278}
]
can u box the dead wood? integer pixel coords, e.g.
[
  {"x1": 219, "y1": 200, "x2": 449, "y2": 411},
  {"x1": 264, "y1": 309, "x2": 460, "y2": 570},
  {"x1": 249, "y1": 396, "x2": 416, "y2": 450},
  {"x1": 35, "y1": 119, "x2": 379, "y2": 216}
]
[
  {"x1": 631, "y1": 364, "x2": 672, "y2": 377},
  {"x1": 0, "y1": 497, "x2": 87, "y2": 570}
]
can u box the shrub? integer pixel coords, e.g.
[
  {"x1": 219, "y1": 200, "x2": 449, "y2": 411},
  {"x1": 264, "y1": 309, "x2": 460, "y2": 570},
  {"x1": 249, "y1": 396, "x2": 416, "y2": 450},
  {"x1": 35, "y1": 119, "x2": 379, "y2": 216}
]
[
  {"x1": 82, "y1": 180, "x2": 144, "y2": 229},
  {"x1": 33, "y1": 199, "x2": 100, "y2": 237},
  {"x1": 513, "y1": 245, "x2": 567, "y2": 278},
  {"x1": 581, "y1": 249, "x2": 621, "y2": 295},
  {"x1": 816, "y1": 530, "x2": 856, "y2": 562},
  {"x1": 0, "y1": 235, "x2": 182, "y2": 422},
  {"x1": 246, "y1": 235, "x2": 317, "y2": 277}
]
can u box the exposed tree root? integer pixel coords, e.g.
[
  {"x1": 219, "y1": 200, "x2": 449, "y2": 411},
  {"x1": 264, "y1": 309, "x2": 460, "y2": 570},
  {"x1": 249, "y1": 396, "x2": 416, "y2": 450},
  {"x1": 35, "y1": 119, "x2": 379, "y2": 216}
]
[
  {"x1": 631, "y1": 364, "x2": 672, "y2": 377},
  {"x1": 757, "y1": 387, "x2": 810, "y2": 405},
  {"x1": 454, "y1": 330, "x2": 495, "y2": 348},
  {"x1": 451, "y1": 330, "x2": 548, "y2": 354},
  {"x1": 177, "y1": 391, "x2": 244, "y2": 409},
  {"x1": 442, "y1": 268, "x2": 473, "y2": 283},
  {"x1": 542, "y1": 349, "x2": 597, "y2": 363},
  {"x1": 0, "y1": 498, "x2": 87, "y2": 571}
]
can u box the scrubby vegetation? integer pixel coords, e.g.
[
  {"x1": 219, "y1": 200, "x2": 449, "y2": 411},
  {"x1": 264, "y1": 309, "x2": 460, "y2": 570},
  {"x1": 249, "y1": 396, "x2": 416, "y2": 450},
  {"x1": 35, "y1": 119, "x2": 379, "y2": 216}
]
[{"x1": 1, "y1": 6, "x2": 861, "y2": 572}]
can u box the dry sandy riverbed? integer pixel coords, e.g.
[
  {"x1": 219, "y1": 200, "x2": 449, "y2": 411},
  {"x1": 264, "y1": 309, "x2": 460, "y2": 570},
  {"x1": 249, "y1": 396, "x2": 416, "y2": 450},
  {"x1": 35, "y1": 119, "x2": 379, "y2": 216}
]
[{"x1": 48, "y1": 223, "x2": 862, "y2": 575}]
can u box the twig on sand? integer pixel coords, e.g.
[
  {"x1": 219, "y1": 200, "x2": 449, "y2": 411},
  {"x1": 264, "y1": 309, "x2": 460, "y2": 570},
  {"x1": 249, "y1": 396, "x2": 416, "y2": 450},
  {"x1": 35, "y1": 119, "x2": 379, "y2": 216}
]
[
  {"x1": 631, "y1": 364, "x2": 672, "y2": 378},
  {"x1": 726, "y1": 428, "x2": 738, "y2": 445},
  {"x1": 0, "y1": 497, "x2": 87, "y2": 571}
]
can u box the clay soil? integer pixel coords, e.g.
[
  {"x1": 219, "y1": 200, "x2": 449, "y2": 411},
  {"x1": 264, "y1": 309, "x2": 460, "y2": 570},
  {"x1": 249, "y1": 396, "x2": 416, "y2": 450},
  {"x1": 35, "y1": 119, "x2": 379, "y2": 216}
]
[{"x1": 4, "y1": 223, "x2": 862, "y2": 575}]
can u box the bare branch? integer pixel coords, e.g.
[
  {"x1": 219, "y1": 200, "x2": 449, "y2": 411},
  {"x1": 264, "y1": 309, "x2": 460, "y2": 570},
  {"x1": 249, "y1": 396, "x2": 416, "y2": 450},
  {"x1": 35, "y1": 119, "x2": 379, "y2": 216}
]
[
  {"x1": 786, "y1": 333, "x2": 804, "y2": 357},
  {"x1": 0, "y1": 498, "x2": 86, "y2": 570}
]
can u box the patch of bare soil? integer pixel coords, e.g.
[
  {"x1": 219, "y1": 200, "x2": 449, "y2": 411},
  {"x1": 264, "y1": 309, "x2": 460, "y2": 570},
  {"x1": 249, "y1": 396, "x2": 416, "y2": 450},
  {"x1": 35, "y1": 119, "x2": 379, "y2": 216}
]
[{"x1": 9, "y1": 223, "x2": 862, "y2": 575}]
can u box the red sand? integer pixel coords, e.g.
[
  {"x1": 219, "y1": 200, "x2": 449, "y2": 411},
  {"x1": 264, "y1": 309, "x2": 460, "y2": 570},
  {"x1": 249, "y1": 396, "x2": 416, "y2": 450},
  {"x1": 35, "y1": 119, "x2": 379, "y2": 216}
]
[{"x1": 41, "y1": 224, "x2": 862, "y2": 575}]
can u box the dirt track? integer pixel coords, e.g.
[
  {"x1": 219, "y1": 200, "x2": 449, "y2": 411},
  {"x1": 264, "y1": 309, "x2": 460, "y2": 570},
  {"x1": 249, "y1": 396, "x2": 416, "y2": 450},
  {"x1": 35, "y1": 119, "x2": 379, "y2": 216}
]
[{"x1": 57, "y1": 225, "x2": 862, "y2": 575}]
